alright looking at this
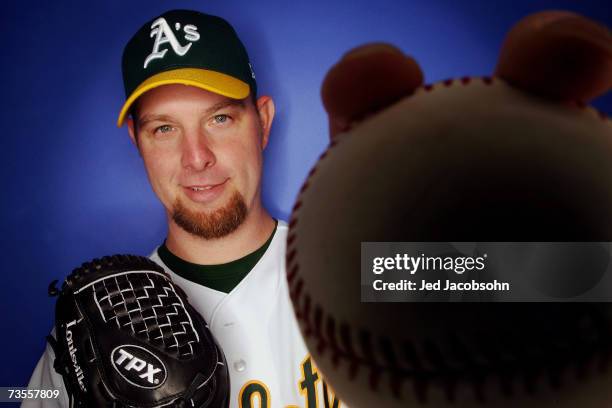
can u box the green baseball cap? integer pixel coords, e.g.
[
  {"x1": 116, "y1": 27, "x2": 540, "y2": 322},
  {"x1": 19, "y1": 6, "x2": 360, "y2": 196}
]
[{"x1": 117, "y1": 9, "x2": 257, "y2": 127}]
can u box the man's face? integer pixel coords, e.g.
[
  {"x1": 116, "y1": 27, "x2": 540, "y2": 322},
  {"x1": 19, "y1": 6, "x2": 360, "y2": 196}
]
[{"x1": 127, "y1": 84, "x2": 273, "y2": 239}]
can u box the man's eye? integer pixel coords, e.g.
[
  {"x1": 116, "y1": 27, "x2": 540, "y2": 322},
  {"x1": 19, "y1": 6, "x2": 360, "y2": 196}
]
[
  {"x1": 213, "y1": 114, "x2": 230, "y2": 124},
  {"x1": 155, "y1": 125, "x2": 174, "y2": 134}
]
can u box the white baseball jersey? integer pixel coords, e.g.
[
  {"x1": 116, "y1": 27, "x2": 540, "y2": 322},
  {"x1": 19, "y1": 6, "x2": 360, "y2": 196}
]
[{"x1": 25, "y1": 220, "x2": 344, "y2": 408}]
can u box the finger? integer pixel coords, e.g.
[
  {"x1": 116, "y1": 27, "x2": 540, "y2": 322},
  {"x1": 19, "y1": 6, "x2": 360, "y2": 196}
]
[
  {"x1": 496, "y1": 11, "x2": 612, "y2": 103},
  {"x1": 321, "y1": 43, "x2": 424, "y2": 138}
]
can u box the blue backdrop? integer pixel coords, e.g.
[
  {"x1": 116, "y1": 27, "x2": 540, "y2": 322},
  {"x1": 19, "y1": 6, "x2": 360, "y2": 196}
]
[{"x1": 2, "y1": 0, "x2": 610, "y2": 387}]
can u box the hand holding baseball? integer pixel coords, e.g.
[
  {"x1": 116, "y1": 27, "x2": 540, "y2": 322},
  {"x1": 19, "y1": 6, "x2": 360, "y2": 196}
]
[{"x1": 287, "y1": 10, "x2": 612, "y2": 408}]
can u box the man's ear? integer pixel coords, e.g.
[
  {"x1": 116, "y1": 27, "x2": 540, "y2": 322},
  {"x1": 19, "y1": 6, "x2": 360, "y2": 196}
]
[
  {"x1": 127, "y1": 118, "x2": 141, "y2": 154},
  {"x1": 256, "y1": 95, "x2": 275, "y2": 150}
]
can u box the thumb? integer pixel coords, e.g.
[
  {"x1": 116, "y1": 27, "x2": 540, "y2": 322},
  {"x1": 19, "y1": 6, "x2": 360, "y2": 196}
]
[
  {"x1": 321, "y1": 43, "x2": 424, "y2": 138},
  {"x1": 496, "y1": 10, "x2": 612, "y2": 103}
]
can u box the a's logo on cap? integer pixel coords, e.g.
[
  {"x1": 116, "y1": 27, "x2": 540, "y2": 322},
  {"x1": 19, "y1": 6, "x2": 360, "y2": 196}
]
[{"x1": 144, "y1": 17, "x2": 200, "y2": 69}]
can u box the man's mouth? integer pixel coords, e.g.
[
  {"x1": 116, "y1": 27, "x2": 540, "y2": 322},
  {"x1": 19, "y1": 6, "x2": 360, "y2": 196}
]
[
  {"x1": 182, "y1": 179, "x2": 229, "y2": 203},
  {"x1": 185, "y1": 179, "x2": 227, "y2": 191},
  {"x1": 190, "y1": 186, "x2": 215, "y2": 191}
]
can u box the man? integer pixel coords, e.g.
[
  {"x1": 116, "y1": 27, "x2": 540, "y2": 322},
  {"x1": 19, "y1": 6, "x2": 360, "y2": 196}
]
[
  {"x1": 26, "y1": 7, "x2": 610, "y2": 408},
  {"x1": 27, "y1": 9, "x2": 343, "y2": 407}
]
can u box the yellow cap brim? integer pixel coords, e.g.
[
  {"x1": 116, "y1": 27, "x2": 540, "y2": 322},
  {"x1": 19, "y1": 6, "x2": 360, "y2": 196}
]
[{"x1": 116, "y1": 68, "x2": 250, "y2": 127}]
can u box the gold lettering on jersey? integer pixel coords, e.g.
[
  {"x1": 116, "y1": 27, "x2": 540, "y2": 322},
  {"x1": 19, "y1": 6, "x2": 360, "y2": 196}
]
[
  {"x1": 239, "y1": 355, "x2": 342, "y2": 407},
  {"x1": 299, "y1": 356, "x2": 320, "y2": 408},
  {"x1": 321, "y1": 381, "x2": 340, "y2": 408},
  {"x1": 239, "y1": 380, "x2": 271, "y2": 408}
]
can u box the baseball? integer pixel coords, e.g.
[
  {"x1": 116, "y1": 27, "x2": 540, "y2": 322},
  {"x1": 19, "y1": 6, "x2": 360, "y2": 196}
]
[{"x1": 287, "y1": 78, "x2": 612, "y2": 407}]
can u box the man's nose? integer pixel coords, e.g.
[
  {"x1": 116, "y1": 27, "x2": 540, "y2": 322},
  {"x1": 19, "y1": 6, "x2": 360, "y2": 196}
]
[{"x1": 181, "y1": 130, "x2": 216, "y2": 171}]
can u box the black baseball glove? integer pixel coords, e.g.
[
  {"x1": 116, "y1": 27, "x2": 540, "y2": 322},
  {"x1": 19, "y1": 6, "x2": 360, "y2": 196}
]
[{"x1": 47, "y1": 254, "x2": 229, "y2": 407}]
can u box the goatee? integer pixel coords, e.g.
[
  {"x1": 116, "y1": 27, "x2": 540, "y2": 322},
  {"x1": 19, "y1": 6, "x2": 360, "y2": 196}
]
[{"x1": 172, "y1": 190, "x2": 248, "y2": 239}]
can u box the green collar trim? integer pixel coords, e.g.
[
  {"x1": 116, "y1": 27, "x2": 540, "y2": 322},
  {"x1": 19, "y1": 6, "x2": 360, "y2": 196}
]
[{"x1": 157, "y1": 219, "x2": 278, "y2": 293}]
